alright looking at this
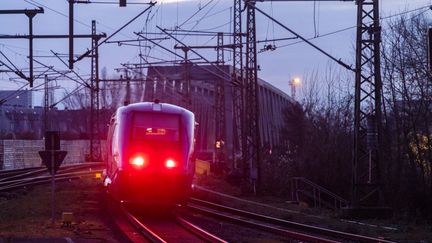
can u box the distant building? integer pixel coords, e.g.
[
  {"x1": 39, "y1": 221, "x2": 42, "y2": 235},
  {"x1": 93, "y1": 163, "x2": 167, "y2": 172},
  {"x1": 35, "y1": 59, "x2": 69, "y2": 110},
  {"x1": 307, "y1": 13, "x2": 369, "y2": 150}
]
[
  {"x1": 0, "y1": 90, "x2": 33, "y2": 108},
  {"x1": 146, "y1": 65, "x2": 294, "y2": 158}
]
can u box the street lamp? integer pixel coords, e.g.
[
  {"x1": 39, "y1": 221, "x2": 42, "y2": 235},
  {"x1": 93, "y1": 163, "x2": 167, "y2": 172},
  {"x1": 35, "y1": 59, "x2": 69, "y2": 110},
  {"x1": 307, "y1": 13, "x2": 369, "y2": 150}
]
[{"x1": 290, "y1": 77, "x2": 301, "y2": 100}]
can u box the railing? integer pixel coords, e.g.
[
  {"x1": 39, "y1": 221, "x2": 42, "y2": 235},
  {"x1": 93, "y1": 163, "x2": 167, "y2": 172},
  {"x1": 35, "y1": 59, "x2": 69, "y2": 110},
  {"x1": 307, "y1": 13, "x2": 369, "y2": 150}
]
[{"x1": 290, "y1": 177, "x2": 348, "y2": 211}]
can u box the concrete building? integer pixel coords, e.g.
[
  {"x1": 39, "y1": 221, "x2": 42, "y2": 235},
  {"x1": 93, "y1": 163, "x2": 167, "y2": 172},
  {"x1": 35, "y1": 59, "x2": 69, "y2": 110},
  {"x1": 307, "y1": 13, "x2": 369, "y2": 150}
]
[
  {"x1": 0, "y1": 90, "x2": 33, "y2": 108},
  {"x1": 146, "y1": 65, "x2": 294, "y2": 160}
]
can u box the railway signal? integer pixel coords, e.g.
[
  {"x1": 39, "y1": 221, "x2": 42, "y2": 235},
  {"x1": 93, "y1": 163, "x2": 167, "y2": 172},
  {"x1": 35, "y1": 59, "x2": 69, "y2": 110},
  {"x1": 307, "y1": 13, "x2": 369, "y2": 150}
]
[
  {"x1": 38, "y1": 131, "x2": 67, "y2": 224},
  {"x1": 39, "y1": 131, "x2": 68, "y2": 175},
  {"x1": 39, "y1": 151, "x2": 67, "y2": 175}
]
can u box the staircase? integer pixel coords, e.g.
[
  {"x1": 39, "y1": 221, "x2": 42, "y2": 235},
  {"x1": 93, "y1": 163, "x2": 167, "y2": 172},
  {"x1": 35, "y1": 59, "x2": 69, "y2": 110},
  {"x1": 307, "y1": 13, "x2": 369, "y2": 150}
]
[{"x1": 290, "y1": 177, "x2": 348, "y2": 211}]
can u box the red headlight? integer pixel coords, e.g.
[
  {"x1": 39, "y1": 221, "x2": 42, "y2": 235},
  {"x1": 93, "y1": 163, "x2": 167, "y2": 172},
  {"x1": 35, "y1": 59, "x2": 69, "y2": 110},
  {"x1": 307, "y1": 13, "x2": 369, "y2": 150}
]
[
  {"x1": 165, "y1": 159, "x2": 177, "y2": 169},
  {"x1": 130, "y1": 156, "x2": 146, "y2": 167}
]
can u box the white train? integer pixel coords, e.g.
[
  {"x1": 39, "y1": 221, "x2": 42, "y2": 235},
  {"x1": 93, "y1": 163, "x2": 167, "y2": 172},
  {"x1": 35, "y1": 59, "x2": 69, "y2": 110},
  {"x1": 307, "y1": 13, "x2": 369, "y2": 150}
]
[{"x1": 104, "y1": 101, "x2": 195, "y2": 205}]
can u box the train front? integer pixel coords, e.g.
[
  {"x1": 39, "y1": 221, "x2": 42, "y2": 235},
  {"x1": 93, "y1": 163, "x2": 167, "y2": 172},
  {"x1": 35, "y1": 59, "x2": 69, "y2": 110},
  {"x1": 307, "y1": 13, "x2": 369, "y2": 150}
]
[{"x1": 118, "y1": 102, "x2": 195, "y2": 205}]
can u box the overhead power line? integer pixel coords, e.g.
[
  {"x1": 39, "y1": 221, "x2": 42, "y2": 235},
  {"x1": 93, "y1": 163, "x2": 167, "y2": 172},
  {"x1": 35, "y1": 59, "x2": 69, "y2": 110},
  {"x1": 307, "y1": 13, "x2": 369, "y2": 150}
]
[
  {"x1": 252, "y1": 3, "x2": 354, "y2": 71},
  {"x1": 277, "y1": 4, "x2": 432, "y2": 49}
]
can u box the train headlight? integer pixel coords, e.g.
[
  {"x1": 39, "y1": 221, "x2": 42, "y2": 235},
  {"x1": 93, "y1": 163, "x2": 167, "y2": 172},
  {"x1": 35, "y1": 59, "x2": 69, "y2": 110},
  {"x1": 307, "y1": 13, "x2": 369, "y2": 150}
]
[
  {"x1": 165, "y1": 159, "x2": 177, "y2": 169},
  {"x1": 130, "y1": 156, "x2": 146, "y2": 167}
]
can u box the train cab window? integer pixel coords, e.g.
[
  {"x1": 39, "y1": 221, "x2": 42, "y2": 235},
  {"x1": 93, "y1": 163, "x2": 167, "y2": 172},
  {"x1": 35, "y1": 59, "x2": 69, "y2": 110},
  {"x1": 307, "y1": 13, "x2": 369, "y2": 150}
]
[{"x1": 131, "y1": 113, "x2": 180, "y2": 142}]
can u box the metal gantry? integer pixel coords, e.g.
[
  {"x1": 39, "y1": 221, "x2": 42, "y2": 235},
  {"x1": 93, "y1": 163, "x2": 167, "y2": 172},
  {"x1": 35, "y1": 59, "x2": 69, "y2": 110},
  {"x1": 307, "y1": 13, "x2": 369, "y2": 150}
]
[
  {"x1": 173, "y1": 45, "x2": 192, "y2": 106},
  {"x1": 90, "y1": 20, "x2": 101, "y2": 161},
  {"x1": 0, "y1": 8, "x2": 44, "y2": 87},
  {"x1": 44, "y1": 75, "x2": 50, "y2": 133},
  {"x1": 245, "y1": 0, "x2": 261, "y2": 193},
  {"x1": 232, "y1": 0, "x2": 244, "y2": 172},
  {"x1": 353, "y1": 0, "x2": 383, "y2": 207},
  {"x1": 215, "y1": 32, "x2": 228, "y2": 171}
]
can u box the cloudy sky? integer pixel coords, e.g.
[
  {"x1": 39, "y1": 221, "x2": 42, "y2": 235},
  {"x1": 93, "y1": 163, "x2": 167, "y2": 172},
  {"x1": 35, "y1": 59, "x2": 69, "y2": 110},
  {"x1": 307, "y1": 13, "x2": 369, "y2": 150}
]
[{"x1": 0, "y1": 0, "x2": 431, "y2": 106}]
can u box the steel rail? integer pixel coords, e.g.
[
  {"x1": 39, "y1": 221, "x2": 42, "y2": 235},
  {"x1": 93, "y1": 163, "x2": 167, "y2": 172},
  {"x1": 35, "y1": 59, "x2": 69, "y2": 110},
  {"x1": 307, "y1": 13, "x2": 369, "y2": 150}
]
[
  {"x1": 118, "y1": 204, "x2": 227, "y2": 242},
  {"x1": 108, "y1": 202, "x2": 149, "y2": 243},
  {"x1": 174, "y1": 215, "x2": 228, "y2": 243},
  {"x1": 120, "y1": 206, "x2": 167, "y2": 243},
  {"x1": 0, "y1": 168, "x2": 47, "y2": 182},
  {"x1": 0, "y1": 167, "x2": 43, "y2": 177},
  {"x1": 0, "y1": 175, "x2": 86, "y2": 192},
  {"x1": 187, "y1": 202, "x2": 339, "y2": 243},
  {"x1": 0, "y1": 170, "x2": 102, "y2": 191},
  {"x1": 0, "y1": 169, "x2": 101, "y2": 186},
  {"x1": 0, "y1": 163, "x2": 104, "y2": 183},
  {"x1": 189, "y1": 198, "x2": 395, "y2": 243}
]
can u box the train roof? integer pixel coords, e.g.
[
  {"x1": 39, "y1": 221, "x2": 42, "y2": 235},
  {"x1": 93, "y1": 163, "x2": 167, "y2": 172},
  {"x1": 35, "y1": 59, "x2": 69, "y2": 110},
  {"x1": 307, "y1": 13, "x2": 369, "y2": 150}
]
[{"x1": 113, "y1": 102, "x2": 193, "y2": 120}]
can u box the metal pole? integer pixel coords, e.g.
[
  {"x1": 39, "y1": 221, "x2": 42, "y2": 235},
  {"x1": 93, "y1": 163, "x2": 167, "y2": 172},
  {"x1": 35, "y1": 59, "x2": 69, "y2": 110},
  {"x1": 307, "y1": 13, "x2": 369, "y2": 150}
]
[
  {"x1": 245, "y1": 0, "x2": 261, "y2": 194},
  {"x1": 51, "y1": 138, "x2": 55, "y2": 225},
  {"x1": 27, "y1": 13, "x2": 35, "y2": 87},
  {"x1": 352, "y1": 0, "x2": 383, "y2": 207},
  {"x1": 69, "y1": 0, "x2": 74, "y2": 69},
  {"x1": 44, "y1": 75, "x2": 49, "y2": 133},
  {"x1": 232, "y1": 0, "x2": 244, "y2": 172}
]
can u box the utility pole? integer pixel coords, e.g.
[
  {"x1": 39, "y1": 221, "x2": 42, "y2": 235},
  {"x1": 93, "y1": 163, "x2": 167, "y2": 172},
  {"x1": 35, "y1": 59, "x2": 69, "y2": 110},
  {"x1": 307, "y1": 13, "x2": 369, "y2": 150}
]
[
  {"x1": 352, "y1": 0, "x2": 386, "y2": 214},
  {"x1": 119, "y1": 68, "x2": 131, "y2": 104},
  {"x1": 172, "y1": 38, "x2": 238, "y2": 171},
  {"x1": 90, "y1": 20, "x2": 102, "y2": 162},
  {"x1": 232, "y1": 0, "x2": 244, "y2": 173},
  {"x1": 0, "y1": 8, "x2": 44, "y2": 87},
  {"x1": 243, "y1": 0, "x2": 361, "y2": 197},
  {"x1": 215, "y1": 32, "x2": 228, "y2": 173},
  {"x1": 69, "y1": 0, "x2": 74, "y2": 69},
  {"x1": 174, "y1": 45, "x2": 192, "y2": 106},
  {"x1": 44, "y1": 75, "x2": 49, "y2": 133},
  {"x1": 245, "y1": 0, "x2": 261, "y2": 194}
]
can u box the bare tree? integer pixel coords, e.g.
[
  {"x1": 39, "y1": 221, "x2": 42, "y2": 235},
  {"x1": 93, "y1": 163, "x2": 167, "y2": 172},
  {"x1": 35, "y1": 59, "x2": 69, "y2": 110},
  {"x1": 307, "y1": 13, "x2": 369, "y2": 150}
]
[{"x1": 381, "y1": 13, "x2": 432, "y2": 215}]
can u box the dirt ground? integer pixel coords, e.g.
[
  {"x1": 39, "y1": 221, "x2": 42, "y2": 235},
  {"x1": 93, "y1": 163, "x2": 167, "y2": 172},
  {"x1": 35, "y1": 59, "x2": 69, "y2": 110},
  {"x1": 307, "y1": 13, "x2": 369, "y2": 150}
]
[{"x1": 0, "y1": 177, "x2": 126, "y2": 242}]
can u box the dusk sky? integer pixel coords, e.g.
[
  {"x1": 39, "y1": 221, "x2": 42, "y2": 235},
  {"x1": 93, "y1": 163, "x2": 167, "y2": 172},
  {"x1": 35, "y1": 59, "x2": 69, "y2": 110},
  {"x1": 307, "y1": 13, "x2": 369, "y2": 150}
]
[{"x1": 0, "y1": 0, "x2": 431, "y2": 106}]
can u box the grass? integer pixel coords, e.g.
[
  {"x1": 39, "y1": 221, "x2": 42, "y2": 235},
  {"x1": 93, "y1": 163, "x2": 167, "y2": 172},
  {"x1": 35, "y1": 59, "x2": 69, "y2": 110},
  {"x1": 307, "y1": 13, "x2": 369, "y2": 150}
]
[{"x1": 0, "y1": 177, "x2": 120, "y2": 241}]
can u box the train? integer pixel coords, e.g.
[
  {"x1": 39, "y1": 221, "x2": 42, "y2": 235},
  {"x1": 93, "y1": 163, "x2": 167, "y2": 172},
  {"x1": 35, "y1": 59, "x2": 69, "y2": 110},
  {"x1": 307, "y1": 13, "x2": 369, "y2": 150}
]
[{"x1": 103, "y1": 101, "x2": 196, "y2": 205}]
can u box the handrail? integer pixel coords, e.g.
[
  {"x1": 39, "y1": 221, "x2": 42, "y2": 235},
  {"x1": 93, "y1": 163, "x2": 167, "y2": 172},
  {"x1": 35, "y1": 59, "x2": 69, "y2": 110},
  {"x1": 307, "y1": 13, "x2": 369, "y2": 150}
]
[{"x1": 291, "y1": 177, "x2": 348, "y2": 210}]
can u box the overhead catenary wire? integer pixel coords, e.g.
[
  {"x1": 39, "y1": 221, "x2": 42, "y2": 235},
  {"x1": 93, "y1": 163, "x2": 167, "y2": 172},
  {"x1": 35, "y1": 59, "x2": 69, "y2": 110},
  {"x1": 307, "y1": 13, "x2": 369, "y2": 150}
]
[
  {"x1": 50, "y1": 50, "x2": 92, "y2": 88},
  {"x1": 157, "y1": 26, "x2": 232, "y2": 83},
  {"x1": 252, "y1": 3, "x2": 354, "y2": 71},
  {"x1": 24, "y1": 0, "x2": 92, "y2": 29},
  {"x1": 276, "y1": 4, "x2": 432, "y2": 49},
  {"x1": 75, "y1": 2, "x2": 156, "y2": 62},
  {"x1": 2, "y1": 0, "x2": 430, "y2": 105},
  {"x1": 24, "y1": 0, "x2": 136, "y2": 40},
  {"x1": 33, "y1": 59, "x2": 91, "y2": 88},
  {"x1": 136, "y1": 56, "x2": 220, "y2": 109}
]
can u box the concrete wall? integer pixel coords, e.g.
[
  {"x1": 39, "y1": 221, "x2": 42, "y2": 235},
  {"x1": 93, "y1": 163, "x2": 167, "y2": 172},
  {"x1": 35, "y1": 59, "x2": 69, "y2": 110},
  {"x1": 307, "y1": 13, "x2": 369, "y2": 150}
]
[{"x1": 0, "y1": 140, "x2": 106, "y2": 170}]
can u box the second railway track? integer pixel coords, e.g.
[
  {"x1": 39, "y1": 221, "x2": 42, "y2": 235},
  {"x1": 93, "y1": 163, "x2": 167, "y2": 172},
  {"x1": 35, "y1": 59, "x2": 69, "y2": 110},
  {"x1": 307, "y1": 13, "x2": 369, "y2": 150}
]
[
  {"x1": 184, "y1": 197, "x2": 395, "y2": 243},
  {"x1": 0, "y1": 163, "x2": 104, "y2": 192}
]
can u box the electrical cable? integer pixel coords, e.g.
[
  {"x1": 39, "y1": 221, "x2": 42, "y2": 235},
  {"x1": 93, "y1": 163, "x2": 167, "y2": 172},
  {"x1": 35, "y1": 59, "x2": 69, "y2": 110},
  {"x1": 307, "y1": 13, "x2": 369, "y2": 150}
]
[
  {"x1": 276, "y1": 4, "x2": 431, "y2": 50},
  {"x1": 199, "y1": 20, "x2": 232, "y2": 32},
  {"x1": 25, "y1": 0, "x2": 92, "y2": 29},
  {"x1": 313, "y1": 0, "x2": 317, "y2": 37}
]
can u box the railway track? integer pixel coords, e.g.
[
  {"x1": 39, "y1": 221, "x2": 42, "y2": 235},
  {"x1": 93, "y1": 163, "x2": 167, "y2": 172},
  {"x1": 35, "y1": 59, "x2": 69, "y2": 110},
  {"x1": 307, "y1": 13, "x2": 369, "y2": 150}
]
[
  {"x1": 0, "y1": 166, "x2": 45, "y2": 178},
  {"x1": 0, "y1": 165, "x2": 395, "y2": 242},
  {"x1": 113, "y1": 203, "x2": 227, "y2": 243},
  {"x1": 185, "y1": 197, "x2": 395, "y2": 243},
  {"x1": 0, "y1": 163, "x2": 104, "y2": 192}
]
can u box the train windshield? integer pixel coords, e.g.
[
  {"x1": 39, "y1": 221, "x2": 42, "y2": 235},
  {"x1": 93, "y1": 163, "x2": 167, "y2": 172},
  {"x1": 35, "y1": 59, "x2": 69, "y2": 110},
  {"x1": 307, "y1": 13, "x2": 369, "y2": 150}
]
[{"x1": 131, "y1": 112, "x2": 180, "y2": 142}]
